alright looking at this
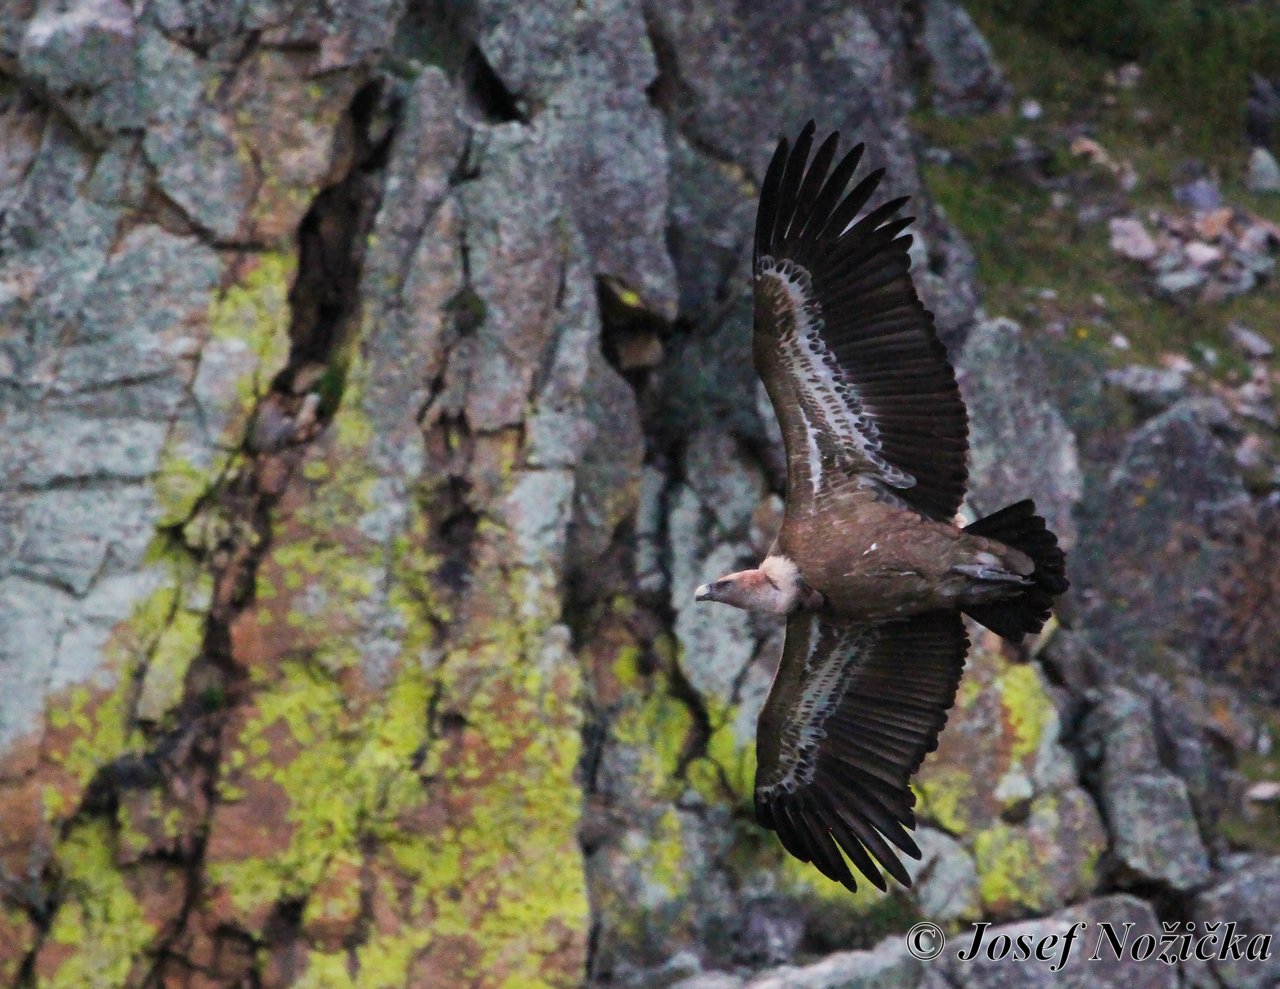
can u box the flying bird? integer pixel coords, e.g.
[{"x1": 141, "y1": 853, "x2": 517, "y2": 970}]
[{"x1": 694, "y1": 122, "x2": 1069, "y2": 893}]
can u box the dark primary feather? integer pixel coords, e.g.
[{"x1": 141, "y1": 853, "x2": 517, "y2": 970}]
[
  {"x1": 752, "y1": 123, "x2": 969, "y2": 520},
  {"x1": 755, "y1": 611, "x2": 969, "y2": 892}
]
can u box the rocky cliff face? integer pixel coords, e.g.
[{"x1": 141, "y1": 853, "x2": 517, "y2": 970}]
[{"x1": 1, "y1": 2, "x2": 1276, "y2": 988}]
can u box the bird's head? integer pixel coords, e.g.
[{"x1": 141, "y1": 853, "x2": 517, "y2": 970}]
[
  {"x1": 695, "y1": 556, "x2": 809, "y2": 616},
  {"x1": 694, "y1": 570, "x2": 767, "y2": 610}
]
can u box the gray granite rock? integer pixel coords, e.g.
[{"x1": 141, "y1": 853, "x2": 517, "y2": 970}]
[
  {"x1": 649, "y1": 0, "x2": 979, "y2": 345},
  {"x1": 457, "y1": 125, "x2": 570, "y2": 431},
  {"x1": 666, "y1": 130, "x2": 757, "y2": 323},
  {"x1": 939, "y1": 894, "x2": 1175, "y2": 989},
  {"x1": 1109, "y1": 217, "x2": 1159, "y2": 262},
  {"x1": 1105, "y1": 364, "x2": 1190, "y2": 415},
  {"x1": 135, "y1": 29, "x2": 254, "y2": 239},
  {"x1": 959, "y1": 318, "x2": 1083, "y2": 548},
  {"x1": 914, "y1": 217, "x2": 982, "y2": 349},
  {"x1": 669, "y1": 482, "x2": 755, "y2": 706},
  {"x1": 673, "y1": 974, "x2": 745, "y2": 989},
  {"x1": 1075, "y1": 400, "x2": 1254, "y2": 676},
  {"x1": 684, "y1": 430, "x2": 767, "y2": 537},
  {"x1": 18, "y1": 0, "x2": 139, "y2": 139},
  {"x1": 1192, "y1": 856, "x2": 1280, "y2": 989},
  {"x1": 735, "y1": 897, "x2": 806, "y2": 966},
  {"x1": 1228, "y1": 322, "x2": 1274, "y2": 360},
  {"x1": 564, "y1": 345, "x2": 645, "y2": 584},
  {"x1": 1081, "y1": 688, "x2": 1211, "y2": 892},
  {"x1": 746, "y1": 937, "x2": 923, "y2": 989},
  {"x1": 1039, "y1": 628, "x2": 1107, "y2": 700},
  {"x1": 904, "y1": 827, "x2": 981, "y2": 922},
  {"x1": 478, "y1": 0, "x2": 678, "y2": 318},
  {"x1": 1102, "y1": 774, "x2": 1211, "y2": 891},
  {"x1": 1155, "y1": 267, "x2": 1209, "y2": 295},
  {"x1": 0, "y1": 0, "x2": 407, "y2": 845},
  {"x1": 0, "y1": 112, "x2": 249, "y2": 755},
  {"x1": 1174, "y1": 177, "x2": 1222, "y2": 211},
  {"x1": 920, "y1": 0, "x2": 1010, "y2": 116},
  {"x1": 1246, "y1": 147, "x2": 1280, "y2": 195}
]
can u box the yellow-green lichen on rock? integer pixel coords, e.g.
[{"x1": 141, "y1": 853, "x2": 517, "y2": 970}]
[
  {"x1": 152, "y1": 448, "x2": 223, "y2": 530},
  {"x1": 915, "y1": 643, "x2": 1061, "y2": 833},
  {"x1": 206, "y1": 251, "x2": 296, "y2": 418},
  {"x1": 209, "y1": 363, "x2": 590, "y2": 985},
  {"x1": 995, "y1": 661, "x2": 1056, "y2": 765},
  {"x1": 153, "y1": 249, "x2": 296, "y2": 537},
  {"x1": 42, "y1": 553, "x2": 209, "y2": 811},
  {"x1": 695, "y1": 701, "x2": 758, "y2": 806},
  {"x1": 971, "y1": 782, "x2": 1104, "y2": 917},
  {"x1": 40, "y1": 820, "x2": 155, "y2": 989},
  {"x1": 0, "y1": 901, "x2": 33, "y2": 984},
  {"x1": 609, "y1": 684, "x2": 695, "y2": 799},
  {"x1": 583, "y1": 617, "x2": 710, "y2": 956},
  {"x1": 768, "y1": 838, "x2": 922, "y2": 950},
  {"x1": 910, "y1": 641, "x2": 1102, "y2": 919},
  {"x1": 367, "y1": 639, "x2": 588, "y2": 988},
  {"x1": 27, "y1": 533, "x2": 222, "y2": 980},
  {"x1": 972, "y1": 823, "x2": 1047, "y2": 915},
  {"x1": 913, "y1": 764, "x2": 976, "y2": 836},
  {"x1": 244, "y1": 363, "x2": 439, "y2": 677},
  {"x1": 133, "y1": 552, "x2": 213, "y2": 725},
  {"x1": 208, "y1": 656, "x2": 438, "y2": 922}
]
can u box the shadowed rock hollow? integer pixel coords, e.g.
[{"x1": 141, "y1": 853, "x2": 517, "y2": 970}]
[{"x1": 1, "y1": 2, "x2": 1278, "y2": 988}]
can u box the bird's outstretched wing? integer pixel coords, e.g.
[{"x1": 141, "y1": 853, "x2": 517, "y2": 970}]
[
  {"x1": 755, "y1": 610, "x2": 968, "y2": 891},
  {"x1": 752, "y1": 121, "x2": 968, "y2": 520}
]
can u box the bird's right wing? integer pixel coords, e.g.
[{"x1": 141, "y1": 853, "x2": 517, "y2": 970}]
[
  {"x1": 754, "y1": 609, "x2": 968, "y2": 891},
  {"x1": 752, "y1": 122, "x2": 968, "y2": 520}
]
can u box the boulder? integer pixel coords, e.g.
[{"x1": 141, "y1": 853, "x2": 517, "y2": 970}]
[
  {"x1": 1246, "y1": 147, "x2": 1280, "y2": 195},
  {"x1": 914, "y1": 644, "x2": 1105, "y2": 918},
  {"x1": 919, "y1": 0, "x2": 1010, "y2": 116},
  {"x1": 1108, "y1": 217, "x2": 1159, "y2": 262},
  {"x1": 1080, "y1": 688, "x2": 1211, "y2": 892},
  {"x1": 1191, "y1": 856, "x2": 1280, "y2": 989},
  {"x1": 958, "y1": 318, "x2": 1083, "y2": 548},
  {"x1": 1075, "y1": 400, "x2": 1254, "y2": 677},
  {"x1": 1104, "y1": 364, "x2": 1189, "y2": 415},
  {"x1": 1228, "y1": 322, "x2": 1274, "y2": 360},
  {"x1": 938, "y1": 894, "x2": 1176, "y2": 989},
  {"x1": 745, "y1": 937, "x2": 923, "y2": 989},
  {"x1": 904, "y1": 828, "x2": 981, "y2": 922}
]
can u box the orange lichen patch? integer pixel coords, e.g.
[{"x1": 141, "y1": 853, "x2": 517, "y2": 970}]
[
  {"x1": 125, "y1": 861, "x2": 190, "y2": 943},
  {"x1": 203, "y1": 710, "x2": 302, "y2": 934},
  {"x1": 0, "y1": 732, "x2": 41, "y2": 781},
  {"x1": 300, "y1": 851, "x2": 364, "y2": 950},
  {"x1": 0, "y1": 775, "x2": 53, "y2": 876},
  {"x1": 0, "y1": 676, "x2": 138, "y2": 897}
]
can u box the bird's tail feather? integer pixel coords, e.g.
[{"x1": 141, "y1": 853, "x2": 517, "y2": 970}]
[{"x1": 960, "y1": 499, "x2": 1068, "y2": 640}]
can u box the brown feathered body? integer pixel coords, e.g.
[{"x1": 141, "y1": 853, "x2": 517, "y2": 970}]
[{"x1": 771, "y1": 494, "x2": 1032, "y2": 622}]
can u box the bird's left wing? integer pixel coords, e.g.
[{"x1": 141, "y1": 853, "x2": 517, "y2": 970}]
[
  {"x1": 752, "y1": 122, "x2": 968, "y2": 520},
  {"x1": 754, "y1": 609, "x2": 968, "y2": 891}
]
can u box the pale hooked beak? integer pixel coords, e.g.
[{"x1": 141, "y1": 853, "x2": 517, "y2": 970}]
[{"x1": 694, "y1": 583, "x2": 713, "y2": 602}]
